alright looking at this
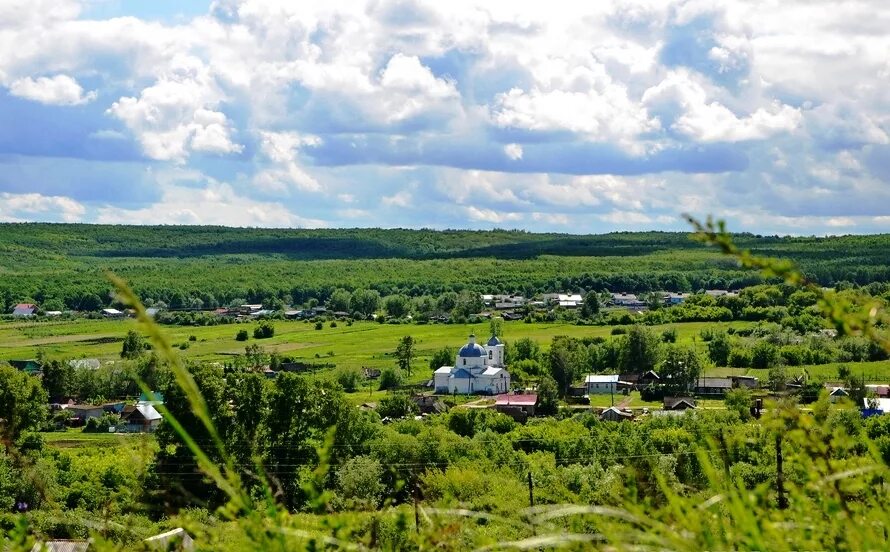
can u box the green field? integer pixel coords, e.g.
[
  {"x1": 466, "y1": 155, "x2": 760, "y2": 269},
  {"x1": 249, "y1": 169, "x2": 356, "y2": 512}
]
[{"x1": 0, "y1": 318, "x2": 749, "y2": 375}]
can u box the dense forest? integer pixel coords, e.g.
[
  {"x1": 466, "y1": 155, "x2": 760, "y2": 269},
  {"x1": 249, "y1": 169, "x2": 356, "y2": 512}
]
[{"x1": 2, "y1": 224, "x2": 890, "y2": 313}]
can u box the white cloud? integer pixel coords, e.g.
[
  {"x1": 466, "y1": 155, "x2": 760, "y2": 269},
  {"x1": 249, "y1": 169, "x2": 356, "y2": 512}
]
[
  {"x1": 504, "y1": 143, "x2": 523, "y2": 160},
  {"x1": 252, "y1": 131, "x2": 322, "y2": 193},
  {"x1": 382, "y1": 190, "x2": 413, "y2": 208},
  {"x1": 9, "y1": 74, "x2": 96, "y2": 105},
  {"x1": 465, "y1": 206, "x2": 523, "y2": 224},
  {"x1": 94, "y1": 180, "x2": 325, "y2": 228},
  {"x1": 0, "y1": 192, "x2": 85, "y2": 222}
]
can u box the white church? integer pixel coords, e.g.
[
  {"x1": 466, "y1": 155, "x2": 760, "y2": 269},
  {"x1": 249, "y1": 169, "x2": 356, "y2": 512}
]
[{"x1": 434, "y1": 334, "x2": 511, "y2": 395}]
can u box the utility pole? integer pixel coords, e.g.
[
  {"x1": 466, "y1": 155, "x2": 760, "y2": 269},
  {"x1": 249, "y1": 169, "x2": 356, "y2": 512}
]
[
  {"x1": 527, "y1": 471, "x2": 534, "y2": 508},
  {"x1": 776, "y1": 434, "x2": 788, "y2": 509}
]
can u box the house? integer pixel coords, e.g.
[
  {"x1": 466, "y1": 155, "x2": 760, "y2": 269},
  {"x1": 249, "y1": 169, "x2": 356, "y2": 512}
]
[
  {"x1": 144, "y1": 528, "x2": 194, "y2": 551},
  {"x1": 557, "y1": 293, "x2": 583, "y2": 308},
  {"x1": 65, "y1": 404, "x2": 106, "y2": 422},
  {"x1": 122, "y1": 404, "x2": 162, "y2": 432},
  {"x1": 611, "y1": 293, "x2": 646, "y2": 309},
  {"x1": 12, "y1": 303, "x2": 37, "y2": 317},
  {"x1": 619, "y1": 370, "x2": 660, "y2": 389},
  {"x1": 600, "y1": 406, "x2": 634, "y2": 422},
  {"x1": 828, "y1": 386, "x2": 849, "y2": 402},
  {"x1": 68, "y1": 358, "x2": 101, "y2": 370},
  {"x1": 411, "y1": 395, "x2": 448, "y2": 415},
  {"x1": 9, "y1": 359, "x2": 41, "y2": 375},
  {"x1": 705, "y1": 289, "x2": 738, "y2": 298},
  {"x1": 434, "y1": 334, "x2": 510, "y2": 395},
  {"x1": 362, "y1": 367, "x2": 381, "y2": 379},
  {"x1": 731, "y1": 375, "x2": 760, "y2": 389},
  {"x1": 694, "y1": 377, "x2": 733, "y2": 397},
  {"x1": 494, "y1": 393, "x2": 538, "y2": 422},
  {"x1": 663, "y1": 397, "x2": 697, "y2": 410},
  {"x1": 862, "y1": 397, "x2": 890, "y2": 412},
  {"x1": 102, "y1": 308, "x2": 125, "y2": 318},
  {"x1": 866, "y1": 385, "x2": 890, "y2": 398},
  {"x1": 584, "y1": 374, "x2": 619, "y2": 395},
  {"x1": 663, "y1": 293, "x2": 688, "y2": 305},
  {"x1": 137, "y1": 391, "x2": 165, "y2": 405}
]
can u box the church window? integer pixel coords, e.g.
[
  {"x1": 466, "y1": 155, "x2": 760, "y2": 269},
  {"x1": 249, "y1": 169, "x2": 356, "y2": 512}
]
[
  {"x1": 463, "y1": 359, "x2": 466, "y2": 366},
  {"x1": 489, "y1": 351, "x2": 493, "y2": 360}
]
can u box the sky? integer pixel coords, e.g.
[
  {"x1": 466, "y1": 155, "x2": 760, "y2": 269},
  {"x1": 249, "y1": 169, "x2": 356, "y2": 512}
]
[{"x1": 1, "y1": 0, "x2": 889, "y2": 235}]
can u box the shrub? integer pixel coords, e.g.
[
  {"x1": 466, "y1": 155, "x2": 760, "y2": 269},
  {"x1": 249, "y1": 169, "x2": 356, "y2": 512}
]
[
  {"x1": 336, "y1": 368, "x2": 362, "y2": 392},
  {"x1": 376, "y1": 392, "x2": 417, "y2": 418},
  {"x1": 314, "y1": 321, "x2": 324, "y2": 330},
  {"x1": 188, "y1": 335, "x2": 197, "y2": 342},
  {"x1": 235, "y1": 329, "x2": 249, "y2": 341},
  {"x1": 330, "y1": 321, "x2": 337, "y2": 328},
  {"x1": 253, "y1": 321, "x2": 275, "y2": 339},
  {"x1": 83, "y1": 413, "x2": 120, "y2": 433},
  {"x1": 611, "y1": 327, "x2": 627, "y2": 335},
  {"x1": 661, "y1": 328, "x2": 678, "y2": 343},
  {"x1": 378, "y1": 367, "x2": 403, "y2": 390},
  {"x1": 728, "y1": 348, "x2": 752, "y2": 368}
]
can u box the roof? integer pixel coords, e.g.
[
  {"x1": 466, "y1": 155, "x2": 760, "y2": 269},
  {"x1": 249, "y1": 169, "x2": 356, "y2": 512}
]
[
  {"x1": 495, "y1": 393, "x2": 537, "y2": 406},
  {"x1": 435, "y1": 366, "x2": 454, "y2": 374},
  {"x1": 102, "y1": 308, "x2": 123, "y2": 315},
  {"x1": 451, "y1": 368, "x2": 473, "y2": 379},
  {"x1": 487, "y1": 335, "x2": 502, "y2": 346},
  {"x1": 133, "y1": 404, "x2": 162, "y2": 422},
  {"x1": 830, "y1": 387, "x2": 849, "y2": 396},
  {"x1": 600, "y1": 406, "x2": 633, "y2": 419},
  {"x1": 585, "y1": 374, "x2": 620, "y2": 384},
  {"x1": 68, "y1": 358, "x2": 101, "y2": 370},
  {"x1": 696, "y1": 377, "x2": 733, "y2": 388},
  {"x1": 558, "y1": 294, "x2": 583, "y2": 302},
  {"x1": 12, "y1": 304, "x2": 36, "y2": 315},
  {"x1": 864, "y1": 398, "x2": 890, "y2": 411},
  {"x1": 481, "y1": 367, "x2": 506, "y2": 376},
  {"x1": 144, "y1": 528, "x2": 194, "y2": 550},
  {"x1": 458, "y1": 342, "x2": 485, "y2": 357},
  {"x1": 31, "y1": 541, "x2": 91, "y2": 552},
  {"x1": 664, "y1": 397, "x2": 697, "y2": 410}
]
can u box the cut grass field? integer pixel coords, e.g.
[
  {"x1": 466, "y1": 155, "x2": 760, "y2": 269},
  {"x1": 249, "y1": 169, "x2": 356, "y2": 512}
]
[{"x1": 1, "y1": 318, "x2": 753, "y2": 380}]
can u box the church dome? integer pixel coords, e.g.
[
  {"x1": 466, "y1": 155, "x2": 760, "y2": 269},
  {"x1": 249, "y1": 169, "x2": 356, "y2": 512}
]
[
  {"x1": 458, "y1": 339, "x2": 485, "y2": 357},
  {"x1": 458, "y1": 343, "x2": 485, "y2": 357},
  {"x1": 487, "y1": 336, "x2": 502, "y2": 346}
]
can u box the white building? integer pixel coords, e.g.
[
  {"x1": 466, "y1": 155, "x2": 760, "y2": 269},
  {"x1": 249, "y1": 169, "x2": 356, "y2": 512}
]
[
  {"x1": 585, "y1": 374, "x2": 619, "y2": 394},
  {"x1": 434, "y1": 334, "x2": 510, "y2": 395}
]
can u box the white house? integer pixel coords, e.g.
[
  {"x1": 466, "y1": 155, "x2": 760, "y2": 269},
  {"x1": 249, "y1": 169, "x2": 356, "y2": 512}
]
[
  {"x1": 557, "y1": 294, "x2": 583, "y2": 308},
  {"x1": 434, "y1": 334, "x2": 510, "y2": 395},
  {"x1": 585, "y1": 374, "x2": 619, "y2": 394}
]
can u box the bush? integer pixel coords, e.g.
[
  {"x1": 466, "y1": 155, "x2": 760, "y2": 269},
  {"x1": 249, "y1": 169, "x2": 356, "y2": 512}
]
[
  {"x1": 661, "y1": 328, "x2": 678, "y2": 343},
  {"x1": 188, "y1": 335, "x2": 197, "y2": 342},
  {"x1": 378, "y1": 367, "x2": 403, "y2": 391},
  {"x1": 83, "y1": 413, "x2": 120, "y2": 433},
  {"x1": 728, "y1": 348, "x2": 752, "y2": 368},
  {"x1": 330, "y1": 321, "x2": 337, "y2": 328},
  {"x1": 377, "y1": 392, "x2": 417, "y2": 418},
  {"x1": 235, "y1": 329, "x2": 249, "y2": 341},
  {"x1": 314, "y1": 321, "x2": 324, "y2": 330},
  {"x1": 253, "y1": 321, "x2": 275, "y2": 339},
  {"x1": 611, "y1": 327, "x2": 627, "y2": 335},
  {"x1": 751, "y1": 341, "x2": 779, "y2": 369},
  {"x1": 336, "y1": 368, "x2": 362, "y2": 393}
]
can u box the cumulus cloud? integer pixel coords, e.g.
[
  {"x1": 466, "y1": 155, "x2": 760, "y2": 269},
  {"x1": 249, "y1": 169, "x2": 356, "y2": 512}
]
[
  {"x1": 9, "y1": 75, "x2": 96, "y2": 105},
  {"x1": 0, "y1": 192, "x2": 86, "y2": 222},
  {"x1": 0, "y1": 0, "x2": 889, "y2": 233}
]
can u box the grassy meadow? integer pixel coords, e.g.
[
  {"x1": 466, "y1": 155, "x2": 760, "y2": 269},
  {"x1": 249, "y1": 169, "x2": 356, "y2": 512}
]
[{"x1": 1, "y1": 317, "x2": 748, "y2": 373}]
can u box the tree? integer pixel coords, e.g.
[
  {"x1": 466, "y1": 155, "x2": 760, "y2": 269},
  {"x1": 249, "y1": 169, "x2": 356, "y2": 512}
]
[
  {"x1": 429, "y1": 347, "x2": 453, "y2": 371},
  {"x1": 0, "y1": 365, "x2": 47, "y2": 444},
  {"x1": 121, "y1": 330, "x2": 146, "y2": 359},
  {"x1": 244, "y1": 344, "x2": 268, "y2": 370},
  {"x1": 489, "y1": 317, "x2": 504, "y2": 339},
  {"x1": 394, "y1": 335, "x2": 415, "y2": 377},
  {"x1": 580, "y1": 292, "x2": 600, "y2": 318},
  {"x1": 512, "y1": 338, "x2": 540, "y2": 363},
  {"x1": 41, "y1": 360, "x2": 74, "y2": 399},
  {"x1": 336, "y1": 367, "x2": 362, "y2": 393},
  {"x1": 621, "y1": 326, "x2": 661, "y2": 374},
  {"x1": 549, "y1": 336, "x2": 588, "y2": 396},
  {"x1": 536, "y1": 375, "x2": 559, "y2": 416},
  {"x1": 708, "y1": 331, "x2": 731, "y2": 366},
  {"x1": 349, "y1": 289, "x2": 380, "y2": 318},
  {"x1": 328, "y1": 288, "x2": 352, "y2": 313},
  {"x1": 659, "y1": 345, "x2": 702, "y2": 395},
  {"x1": 383, "y1": 294, "x2": 410, "y2": 319},
  {"x1": 751, "y1": 341, "x2": 779, "y2": 369},
  {"x1": 724, "y1": 388, "x2": 753, "y2": 420},
  {"x1": 336, "y1": 456, "x2": 384, "y2": 509},
  {"x1": 235, "y1": 329, "x2": 249, "y2": 341}
]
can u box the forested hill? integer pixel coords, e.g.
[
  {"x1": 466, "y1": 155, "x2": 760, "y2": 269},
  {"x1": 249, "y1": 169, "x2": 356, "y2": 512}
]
[
  {"x1": 2, "y1": 222, "x2": 889, "y2": 261},
  {"x1": 2, "y1": 223, "x2": 890, "y2": 311}
]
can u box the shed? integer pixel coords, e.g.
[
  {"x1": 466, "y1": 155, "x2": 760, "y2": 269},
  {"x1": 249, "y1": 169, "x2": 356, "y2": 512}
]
[
  {"x1": 144, "y1": 528, "x2": 194, "y2": 551},
  {"x1": 664, "y1": 397, "x2": 697, "y2": 411},
  {"x1": 31, "y1": 540, "x2": 91, "y2": 552},
  {"x1": 12, "y1": 303, "x2": 37, "y2": 317},
  {"x1": 123, "y1": 403, "x2": 162, "y2": 432},
  {"x1": 600, "y1": 407, "x2": 634, "y2": 422},
  {"x1": 694, "y1": 377, "x2": 733, "y2": 397},
  {"x1": 585, "y1": 374, "x2": 619, "y2": 394},
  {"x1": 495, "y1": 393, "x2": 538, "y2": 421}
]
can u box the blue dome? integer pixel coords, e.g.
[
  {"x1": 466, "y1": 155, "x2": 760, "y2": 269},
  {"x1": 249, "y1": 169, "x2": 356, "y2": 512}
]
[
  {"x1": 458, "y1": 343, "x2": 485, "y2": 357},
  {"x1": 487, "y1": 336, "x2": 502, "y2": 346}
]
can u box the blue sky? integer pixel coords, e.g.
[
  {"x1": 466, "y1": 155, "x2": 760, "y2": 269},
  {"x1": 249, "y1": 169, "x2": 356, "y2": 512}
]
[{"x1": 1, "y1": 0, "x2": 889, "y2": 234}]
